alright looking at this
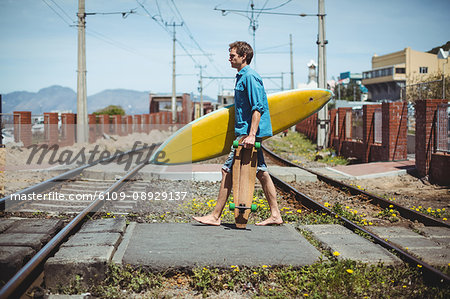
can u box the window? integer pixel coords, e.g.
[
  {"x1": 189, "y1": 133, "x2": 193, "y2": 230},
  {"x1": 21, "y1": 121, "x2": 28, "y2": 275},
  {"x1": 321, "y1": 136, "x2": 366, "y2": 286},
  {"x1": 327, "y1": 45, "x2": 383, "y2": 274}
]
[
  {"x1": 396, "y1": 68, "x2": 405, "y2": 74},
  {"x1": 419, "y1": 67, "x2": 428, "y2": 74}
]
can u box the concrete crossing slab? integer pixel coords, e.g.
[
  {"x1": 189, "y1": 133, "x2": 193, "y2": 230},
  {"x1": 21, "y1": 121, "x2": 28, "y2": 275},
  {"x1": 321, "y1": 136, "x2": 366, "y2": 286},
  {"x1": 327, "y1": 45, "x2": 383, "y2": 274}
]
[
  {"x1": 83, "y1": 163, "x2": 318, "y2": 183},
  {"x1": 367, "y1": 226, "x2": 449, "y2": 266},
  {"x1": 298, "y1": 224, "x2": 402, "y2": 265},
  {"x1": 120, "y1": 223, "x2": 321, "y2": 270}
]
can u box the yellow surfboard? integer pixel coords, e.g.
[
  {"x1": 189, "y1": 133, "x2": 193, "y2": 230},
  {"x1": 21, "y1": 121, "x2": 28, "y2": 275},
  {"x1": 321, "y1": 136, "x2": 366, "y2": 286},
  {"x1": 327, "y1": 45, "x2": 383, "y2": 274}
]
[{"x1": 151, "y1": 89, "x2": 333, "y2": 165}]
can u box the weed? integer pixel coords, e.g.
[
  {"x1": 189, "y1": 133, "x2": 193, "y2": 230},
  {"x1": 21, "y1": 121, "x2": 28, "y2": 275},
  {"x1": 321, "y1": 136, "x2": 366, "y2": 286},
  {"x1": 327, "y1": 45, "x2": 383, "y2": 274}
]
[
  {"x1": 410, "y1": 205, "x2": 449, "y2": 221},
  {"x1": 376, "y1": 205, "x2": 401, "y2": 223}
]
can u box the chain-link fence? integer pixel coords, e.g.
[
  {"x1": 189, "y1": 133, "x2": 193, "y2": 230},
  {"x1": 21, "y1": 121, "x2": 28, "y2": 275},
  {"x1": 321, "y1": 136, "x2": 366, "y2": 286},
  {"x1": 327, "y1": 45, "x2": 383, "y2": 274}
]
[
  {"x1": 436, "y1": 103, "x2": 449, "y2": 153},
  {"x1": 351, "y1": 108, "x2": 363, "y2": 141},
  {"x1": 400, "y1": 78, "x2": 448, "y2": 102}
]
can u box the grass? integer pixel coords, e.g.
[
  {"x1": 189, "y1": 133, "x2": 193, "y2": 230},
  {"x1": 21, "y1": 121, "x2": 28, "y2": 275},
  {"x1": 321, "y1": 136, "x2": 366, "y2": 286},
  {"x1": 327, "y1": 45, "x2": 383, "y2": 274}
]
[
  {"x1": 54, "y1": 198, "x2": 450, "y2": 298},
  {"x1": 59, "y1": 262, "x2": 450, "y2": 298},
  {"x1": 267, "y1": 131, "x2": 348, "y2": 166}
]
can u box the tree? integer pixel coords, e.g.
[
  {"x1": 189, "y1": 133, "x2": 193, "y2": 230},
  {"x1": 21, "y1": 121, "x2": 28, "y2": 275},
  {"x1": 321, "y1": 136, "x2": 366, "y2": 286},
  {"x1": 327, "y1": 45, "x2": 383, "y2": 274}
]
[
  {"x1": 333, "y1": 82, "x2": 362, "y2": 101},
  {"x1": 93, "y1": 105, "x2": 125, "y2": 116},
  {"x1": 404, "y1": 72, "x2": 450, "y2": 102}
]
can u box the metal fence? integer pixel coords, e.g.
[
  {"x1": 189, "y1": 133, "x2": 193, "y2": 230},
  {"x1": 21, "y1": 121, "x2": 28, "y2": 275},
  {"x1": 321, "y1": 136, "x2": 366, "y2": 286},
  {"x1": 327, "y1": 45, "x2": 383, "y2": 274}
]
[
  {"x1": 400, "y1": 79, "x2": 445, "y2": 102},
  {"x1": 436, "y1": 104, "x2": 449, "y2": 153},
  {"x1": 345, "y1": 110, "x2": 352, "y2": 139},
  {"x1": 351, "y1": 108, "x2": 363, "y2": 141},
  {"x1": 374, "y1": 108, "x2": 382, "y2": 143}
]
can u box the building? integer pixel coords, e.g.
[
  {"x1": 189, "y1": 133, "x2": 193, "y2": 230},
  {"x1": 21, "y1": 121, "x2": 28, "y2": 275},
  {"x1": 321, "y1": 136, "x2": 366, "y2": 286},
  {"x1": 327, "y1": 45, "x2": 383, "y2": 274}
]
[
  {"x1": 149, "y1": 93, "x2": 192, "y2": 123},
  {"x1": 217, "y1": 90, "x2": 234, "y2": 107},
  {"x1": 298, "y1": 60, "x2": 318, "y2": 89},
  {"x1": 362, "y1": 47, "x2": 450, "y2": 101},
  {"x1": 337, "y1": 71, "x2": 368, "y2": 101}
]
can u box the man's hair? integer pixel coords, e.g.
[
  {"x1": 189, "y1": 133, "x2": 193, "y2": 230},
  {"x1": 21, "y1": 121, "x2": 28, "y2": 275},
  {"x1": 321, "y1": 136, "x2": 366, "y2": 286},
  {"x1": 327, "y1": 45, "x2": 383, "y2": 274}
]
[{"x1": 229, "y1": 41, "x2": 253, "y2": 64}]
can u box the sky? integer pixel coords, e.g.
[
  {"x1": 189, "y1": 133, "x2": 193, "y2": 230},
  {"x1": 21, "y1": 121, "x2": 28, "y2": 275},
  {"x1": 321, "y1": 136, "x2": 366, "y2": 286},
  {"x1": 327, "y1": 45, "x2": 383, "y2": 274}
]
[{"x1": 1, "y1": 0, "x2": 449, "y2": 100}]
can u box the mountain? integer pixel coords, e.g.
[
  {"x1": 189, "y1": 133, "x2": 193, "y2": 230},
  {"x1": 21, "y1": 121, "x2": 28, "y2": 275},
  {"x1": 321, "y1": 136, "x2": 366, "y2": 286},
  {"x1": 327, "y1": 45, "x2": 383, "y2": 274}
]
[
  {"x1": 2, "y1": 85, "x2": 218, "y2": 115},
  {"x1": 2, "y1": 86, "x2": 77, "y2": 114},
  {"x1": 427, "y1": 41, "x2": 450, "y2": 54},
  {"x1": 1, "y1": 86, "x2": 151, "y2": 115},
  {"x1": 87, "y1": 89, "x2": 150, "y2": 114}
]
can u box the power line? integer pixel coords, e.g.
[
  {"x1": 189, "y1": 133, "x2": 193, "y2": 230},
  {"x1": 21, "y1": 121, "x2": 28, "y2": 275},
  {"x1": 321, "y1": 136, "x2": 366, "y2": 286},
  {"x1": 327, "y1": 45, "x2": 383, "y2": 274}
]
[
  {"x1": 169, "y1": 0, "x2": 225, "y2": 76},
  {"x1": 41, "y1": 0, "x2": 74, "y2": 27},
  {"x1": 256, "y1": 0, "x2": 293, "y2": 11},
  {"x1": 48, "y1": 0, "x2": 75, "y2": 23}
]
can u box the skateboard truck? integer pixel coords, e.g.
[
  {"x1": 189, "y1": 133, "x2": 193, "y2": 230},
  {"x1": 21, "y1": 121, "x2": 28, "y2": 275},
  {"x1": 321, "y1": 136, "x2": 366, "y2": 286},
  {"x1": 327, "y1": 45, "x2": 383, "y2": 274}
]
[
  {"x1": 229, "y1": 203, "x2": 257, "y2": 213},
  {"x1": 233, "y1": 140, "x2": 261, "y2": 149}
]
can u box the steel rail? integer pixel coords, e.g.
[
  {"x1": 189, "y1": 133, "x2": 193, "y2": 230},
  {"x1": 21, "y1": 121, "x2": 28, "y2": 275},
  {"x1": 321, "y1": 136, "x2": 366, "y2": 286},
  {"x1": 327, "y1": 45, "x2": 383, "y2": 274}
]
[
  {"x1": 0, "y1": 145, "x2": 158, "y2": 298},
  {"x1": 270, "y1": 174, "x2": 450, "y2": 285},
  {"x1": 262, "y1": 144, "x2": 449, "y2": 228},
  {"x1": 0, "y1": 143, "x2": 160, "y2": 211}
]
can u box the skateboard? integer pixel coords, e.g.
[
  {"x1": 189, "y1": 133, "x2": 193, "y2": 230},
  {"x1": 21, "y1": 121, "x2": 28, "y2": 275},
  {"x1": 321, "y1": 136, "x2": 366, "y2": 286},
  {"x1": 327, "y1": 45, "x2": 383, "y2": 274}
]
[{"x1": 229, "y1": 138, "x2": 260, "y2": 229}]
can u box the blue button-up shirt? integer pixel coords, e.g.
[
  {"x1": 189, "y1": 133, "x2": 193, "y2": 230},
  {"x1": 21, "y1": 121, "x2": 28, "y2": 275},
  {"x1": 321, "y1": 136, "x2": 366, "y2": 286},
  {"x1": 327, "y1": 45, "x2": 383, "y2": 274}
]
[{"x1": 234, "y1": 65, "x2": 272, "y2": 137}]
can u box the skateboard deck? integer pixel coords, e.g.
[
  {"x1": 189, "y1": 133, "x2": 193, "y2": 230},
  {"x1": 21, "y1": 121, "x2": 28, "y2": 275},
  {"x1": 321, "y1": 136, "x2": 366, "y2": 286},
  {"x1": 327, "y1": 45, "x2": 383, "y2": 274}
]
[{"x1": 231, "y1": 139, "x2": 259, "y2": 229}]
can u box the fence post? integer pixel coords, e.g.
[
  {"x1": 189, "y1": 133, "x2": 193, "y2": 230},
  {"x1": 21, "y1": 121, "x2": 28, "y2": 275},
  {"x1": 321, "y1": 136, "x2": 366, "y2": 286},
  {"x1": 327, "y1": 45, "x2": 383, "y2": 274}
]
[
  {"x1": 134, "y1": 115, "x2": 142, "y2": 134},
  {"x1": 112, "y1": 115, "x2": 122, "y2": 136},
  {"x1": 415, "y1": 99, "x2": 448, "y2": 178},
  {"x1": 337, "y1": 108, "x2": 351, "y2": 154},
  {"x1": 61, "y1": 113, "x2": 75, "y2": 146},
  {"x1": 328, "y1": 109, "x2": 337, "y2": 148},
  {"x1": 13, "y1": 111, "x2": 32, "y2": 147},
  {"x1": 143, "y1": 114, "x2": 150, "y2": 134},
  {"x1": 44, "y1": 112, "x2": 58, "y2": 145},
  {"x1": 362, "y1": 104, "x2": 381, "y2": 162},
  {"x1": 381, "y1": 102, "x2": 408, "y2": 161},
  {"x1": 126, "y1": 115, "x2": 133, "y2": 135},
  {"x1": 88, "y1": 114, "x2": 97, "y2": 143}
]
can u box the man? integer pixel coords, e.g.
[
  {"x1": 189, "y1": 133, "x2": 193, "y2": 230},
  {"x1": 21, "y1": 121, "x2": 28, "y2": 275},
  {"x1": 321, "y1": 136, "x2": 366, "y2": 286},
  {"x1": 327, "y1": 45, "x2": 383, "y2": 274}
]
[{"x1": 193, "y1": 41, "x2": 282, "y2": 226}]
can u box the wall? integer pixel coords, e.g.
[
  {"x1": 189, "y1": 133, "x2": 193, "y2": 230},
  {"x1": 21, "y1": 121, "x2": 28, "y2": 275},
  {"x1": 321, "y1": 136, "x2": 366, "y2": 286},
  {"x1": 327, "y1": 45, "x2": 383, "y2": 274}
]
[
  {"x1": 415, "y1": 99, "x2": 449, "y2": 184},
  {"x1": 297, "y1": 102, "x2": 408, "y2": 163}
]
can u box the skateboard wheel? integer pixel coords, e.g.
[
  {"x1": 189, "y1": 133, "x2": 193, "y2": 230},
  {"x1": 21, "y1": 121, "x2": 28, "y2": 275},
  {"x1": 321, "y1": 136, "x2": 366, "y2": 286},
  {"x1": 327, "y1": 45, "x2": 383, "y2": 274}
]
[
  {"x1": 255, "y1": 142, "x2": 261, "y2": 149},
  {"x1": 233, "y1": 140, "x2": 239, "y2": 148},
  {"x1": 251, "y1": 204, "x2": 257, "y2": 212},
  {"x1": 229, "y1": 203, "x2": 235, "y2": 210}
]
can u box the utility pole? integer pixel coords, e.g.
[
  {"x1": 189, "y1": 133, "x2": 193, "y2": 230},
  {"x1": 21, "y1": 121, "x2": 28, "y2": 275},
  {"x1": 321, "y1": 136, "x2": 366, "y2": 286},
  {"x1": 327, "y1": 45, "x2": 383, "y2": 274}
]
[
  {"x1": 316, "y1": 0, "x2": 328, "y2": 149},
  {"x1": 75, "y1": 1, "x2": 134, "y2": 143},
  {"x1": 196, "y1": 65, "x2": 206, "y2": 116},
  {"x1": 250, "y1": 1, "x2": 258, "y2": 68},
  {"x1": 290, "y1": 34, "x2": 294, "y2": 89},
  {"x1": 77, "y1": 0, "x2": 88, "y2": 143},
  {"x1": 166, "y1": 22, "x2": 183, "y2": 124}
]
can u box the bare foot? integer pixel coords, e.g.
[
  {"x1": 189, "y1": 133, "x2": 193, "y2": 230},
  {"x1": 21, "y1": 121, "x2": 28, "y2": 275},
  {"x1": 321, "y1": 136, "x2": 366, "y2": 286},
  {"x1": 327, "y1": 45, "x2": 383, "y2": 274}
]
[
  {"x1": 255, "y1": 216, "x2": 283, "y2": 226},
  {"x1": 193, "y1": 215, "x2": 221, "y2": 226}
]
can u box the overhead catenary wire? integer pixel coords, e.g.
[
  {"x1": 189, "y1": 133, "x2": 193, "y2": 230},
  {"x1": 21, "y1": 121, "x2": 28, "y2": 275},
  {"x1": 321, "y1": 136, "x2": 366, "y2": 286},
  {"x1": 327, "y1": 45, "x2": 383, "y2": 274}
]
[
  {"x1": 41, "y1": 0, "x2": 144, "y2": 56},
  {"x1": 168, "y1": 0, "x2": 225, "y2": 77},
  {"x1": 41, "y1": 0, "x2": 75, "y2": 27}
]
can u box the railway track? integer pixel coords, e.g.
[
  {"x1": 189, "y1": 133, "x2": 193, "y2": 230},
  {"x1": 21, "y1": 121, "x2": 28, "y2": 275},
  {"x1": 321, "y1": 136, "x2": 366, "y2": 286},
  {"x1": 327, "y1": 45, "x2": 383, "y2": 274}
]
[
  {"x1": 262, "y1": 144, "x2": 450, "y2": 285},
  {"x1": 0, "y1": 140, "x2": 449, "y2": 297},
  {"x1": 0, "y1": 144, "x2": 161, "y2": 298}
]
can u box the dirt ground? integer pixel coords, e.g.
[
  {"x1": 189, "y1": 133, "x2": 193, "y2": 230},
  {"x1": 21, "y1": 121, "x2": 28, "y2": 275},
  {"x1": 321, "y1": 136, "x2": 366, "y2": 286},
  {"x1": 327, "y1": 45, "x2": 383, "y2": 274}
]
[
  {"x1": 346, "y1": 174, "x2": 450, "y2": 212},
  {"x1": 0, "y1": 130, "x2": 172, "y2": 197}
]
